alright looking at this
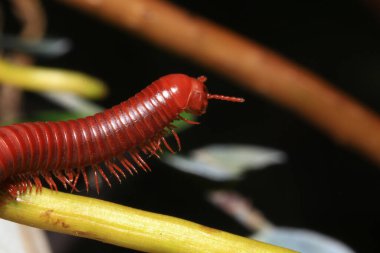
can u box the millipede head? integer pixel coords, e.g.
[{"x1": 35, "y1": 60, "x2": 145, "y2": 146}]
[
  {"x1": 185, "y1": 75, "x2": 245, "y2": 115},
  {"x1": 159, "y1": 73, "x2": 244, "y2": 116}
]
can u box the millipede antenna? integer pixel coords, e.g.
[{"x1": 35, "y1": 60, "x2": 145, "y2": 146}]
[{"x1": 207, "y1": 94, "x2": 245, "y2": 103}]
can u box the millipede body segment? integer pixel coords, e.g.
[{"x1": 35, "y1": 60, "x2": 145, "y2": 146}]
[{"x1": 0, "y1": 74, "x2": 244, "y2": 197}]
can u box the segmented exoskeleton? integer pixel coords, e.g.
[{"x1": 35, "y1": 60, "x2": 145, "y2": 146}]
[{"x1": 0, "y1": 74, "x2": 244, "y2": 197}]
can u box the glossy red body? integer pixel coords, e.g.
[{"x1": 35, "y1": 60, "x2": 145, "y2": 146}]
[
  {"x1": 0, "y1": 74, "x2": 210, "y2": 195},
  {"x1": 0, "y1": 73, "x2": 243, "y2": 197}
]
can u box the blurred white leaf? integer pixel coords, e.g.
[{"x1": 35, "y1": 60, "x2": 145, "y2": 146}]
[
  {"x1": 164, "y1": 144, "x2": 286, "y2": 181},
  {"x1": 253, "y1": 227, "x2": 355, "y2": 253},
  {"x1": 0, "y1": 219, "x2": 51, "y2": 253},
  {"x1": 1, "y1": 35, "x2": 71, "y2": 58},
  {"x1": 208, "y1": 190, "x2": 355, "y2": 252},
  {"x1": 41, "y1": 92, "x2": 103, "y2": 115}
]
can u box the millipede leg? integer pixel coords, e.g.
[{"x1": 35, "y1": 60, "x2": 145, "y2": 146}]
[
  {"x1": 65, "y1": 170, "x2": 80, "y2": 192},
  {"x1": 136, "y1": 153, "x2": 151, "y2": 172},
  {"x1": 170, "y1": 128, "x2": 181, "y2": 151},
  {"x1": 105, "y1": 161, "x2": 122, "y2": 183},
  {"x1": 96, "y1": 165, "x2": 112, "y2": 188},
  {"x1": 32, "y1": 176, "x2": 43, "y2": 193},
  {"x1": 119, "y1": 155, "x2": 138, "y2": 174},
  {"x1": 92, "y1": 166, "x2": 100, "y2": 195},
  {"x1": 130, "y1": 153, "x2": 146, "y2": 172},
  {"x1": 24, "y1": 176, "x2": 34, "y2": 194},
  {"x1": 145, "y1": 145, "x2": 160, "y2": 158},
  {"x1": 43, "y1": 174, "x2": 58, "y2": 191},
  {"x1": 81, "y1": 167, "x2": 89, "y2": 192},
  {"x1": 178, "y1": 115, "x2": 200, "y2": 125},
  {"x1": 161, "y1": 137, "x2": 175, "y2": 154},
  {"x1": 54, "y1": 171, "x2": 68, "y2": 189},
  {"x1": 71, "y1": 169, "x2": 81, "y2": 192},
  {"x1": 109, "y1": 160, "x2": 127, "y2": 179}
]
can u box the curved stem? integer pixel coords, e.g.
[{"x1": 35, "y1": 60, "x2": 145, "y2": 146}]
[
  {"x1": 0, "y1": 188, "x2": 296, "y2": 253},
  {"x1": 0, "y1": 58, "x2": 107, "y2": 99},
  {"x1": 61, "y1": 0, "x2": 380, "y2": 166}
]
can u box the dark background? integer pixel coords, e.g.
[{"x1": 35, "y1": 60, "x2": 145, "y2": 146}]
[{"x1": 3, "y1": 0, "x2": 380, "y2": 252}]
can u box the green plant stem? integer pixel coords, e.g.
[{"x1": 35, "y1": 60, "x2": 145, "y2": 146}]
[
  {"x1": 0, "y1": 58, "x2": 107, "y2": 99},
  {"x1": 0, "y1": 188, "x2": 297, "y2": 253}
]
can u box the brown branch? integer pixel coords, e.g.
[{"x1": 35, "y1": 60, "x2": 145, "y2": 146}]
[
  {"x1": 364, "y1": 0, "x2": 380, "y2": 20},
  {"x1": 0, "y1": 0, "x2": 46, "y2": 123},
  {"x1": 12, "y1": 0, "x2": 46, "y2": 39},
  {"x1": 61, "y1": 0, "x2": 380, "y2": 165}
]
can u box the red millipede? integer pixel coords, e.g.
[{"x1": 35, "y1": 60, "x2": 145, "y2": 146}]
[{"x1": 0, "y1": 74, "x2": 244, "y2": 198}]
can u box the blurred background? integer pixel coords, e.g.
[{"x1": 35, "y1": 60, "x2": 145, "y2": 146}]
[{"x1": 2, "y1": 0, "x2": 380, "y2": 252}]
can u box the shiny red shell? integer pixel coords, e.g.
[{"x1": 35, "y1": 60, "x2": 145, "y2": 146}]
[{"x1": 0, "y1": 74, "x2": 244, "y2": 197}]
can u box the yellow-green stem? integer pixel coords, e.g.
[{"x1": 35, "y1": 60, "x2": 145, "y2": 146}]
[
  {"x1": 0, "y1": 188, "x2": 296, "y2": 253},
  {"x1": 0, "y1": 58, "x2": 107, "y2": 99}
]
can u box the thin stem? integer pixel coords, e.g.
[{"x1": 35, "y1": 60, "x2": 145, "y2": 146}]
[
  {"x1": 61, "y1": 0, "x2": 380, "y2": 166},
  {"x1": 0, "y1": 188, "x2": 297, "y2": 253},
  {"x1": 0, "y1": 58, "x2": 107, "y2": 99}
]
